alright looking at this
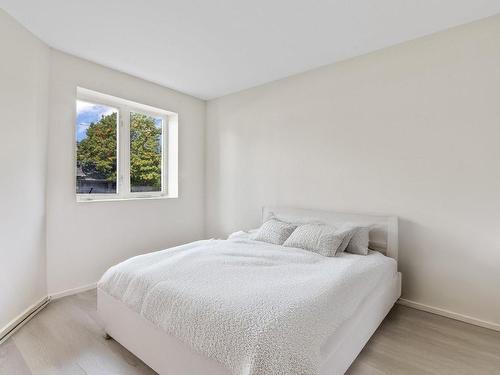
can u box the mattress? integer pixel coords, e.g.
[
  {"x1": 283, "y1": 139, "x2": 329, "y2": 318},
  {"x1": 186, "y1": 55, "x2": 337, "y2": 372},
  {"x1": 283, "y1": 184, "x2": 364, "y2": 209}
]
[{"x1": 319, "y1": 264, "x2": 399, "y2": 372}]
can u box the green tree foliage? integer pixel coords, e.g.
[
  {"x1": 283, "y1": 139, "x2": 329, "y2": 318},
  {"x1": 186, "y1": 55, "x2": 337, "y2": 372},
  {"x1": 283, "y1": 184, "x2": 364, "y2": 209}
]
[
  {"x1": 130, "y1": 113, "x2": 162, "y2": 190},
  {"x1": 77, "y1": 112, "x2": 117, "y2": 182},
  {"x1": 76, "y1": 112, "x2": 162, "y2": 190}
]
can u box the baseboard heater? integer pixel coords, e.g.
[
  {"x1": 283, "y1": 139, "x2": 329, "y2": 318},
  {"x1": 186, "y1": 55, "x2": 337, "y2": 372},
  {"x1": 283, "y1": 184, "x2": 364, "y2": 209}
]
[{"x1": 0, "y1": 297, "x2": 51, "y2": 345}]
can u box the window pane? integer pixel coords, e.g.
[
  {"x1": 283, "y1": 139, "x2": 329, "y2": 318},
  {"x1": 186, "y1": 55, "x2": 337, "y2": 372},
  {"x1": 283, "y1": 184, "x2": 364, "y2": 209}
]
[
  {"x1": 130, "y1": 112, "x2": 163, "y2": 192},
  {"x1": 76, "y1": 100, "x2": 118, "y2": 194}
]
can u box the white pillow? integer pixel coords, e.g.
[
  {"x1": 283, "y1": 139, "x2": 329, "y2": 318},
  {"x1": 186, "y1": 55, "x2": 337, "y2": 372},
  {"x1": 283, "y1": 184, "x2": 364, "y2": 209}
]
[
  {"x1": 345, "y1": 227, "x2": 370, "y2": 255},
  {"x1": 283, "y1": 223, "x2": 353, "y2": 257},
  {"x1": 251, "y1": 218, "x2": 297, "y2": 245},
  {"x1": 227, "y1": 229, "x2": 259, "y2": 240},
  {"x1": 337, "y1": 226, "x2": 358, "y2": 253}
]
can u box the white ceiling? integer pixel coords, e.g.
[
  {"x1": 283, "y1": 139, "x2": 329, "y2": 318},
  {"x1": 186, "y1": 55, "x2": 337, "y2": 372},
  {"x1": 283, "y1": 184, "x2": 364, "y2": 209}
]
[{"x1": 2, "y1": 1, "x2": 500, "y2": 99}]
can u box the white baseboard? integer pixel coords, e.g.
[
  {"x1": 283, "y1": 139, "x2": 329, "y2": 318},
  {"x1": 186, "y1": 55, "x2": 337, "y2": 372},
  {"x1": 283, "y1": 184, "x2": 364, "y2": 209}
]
[
  {"x1": 2, "y1": 287, "x2": 497, "y2": 346},
  {"x1": 49, "y1": 282, "x2": 97, "y2": 300},
  {"x1": 51, "y1": 286, "x2": 500, "y2": 333},
  {"x1": 0, "y1": 283, "x2": 97, "y2": 344},
  {"x1": 0, "y1": 296, "x2": 50, "y2": 344},
  {"x1": 397, "y1": 298, "x2": 500, "y2": 332}
]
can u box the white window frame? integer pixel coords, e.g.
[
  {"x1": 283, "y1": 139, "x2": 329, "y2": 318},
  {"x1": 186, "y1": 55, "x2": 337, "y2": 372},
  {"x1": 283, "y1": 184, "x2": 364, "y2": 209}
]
[{"x1": 76, "y1": 87, "x2": 178, "y2": 202}]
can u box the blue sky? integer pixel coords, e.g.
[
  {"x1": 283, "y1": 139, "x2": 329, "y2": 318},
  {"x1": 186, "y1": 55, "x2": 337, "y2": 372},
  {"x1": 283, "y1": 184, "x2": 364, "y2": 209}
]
[
  {"x1": 76, "y1": 100, "x2": 116, "y2": 142},
  {"x1": 76, "y1": 100, "x2": 163, "y2": 142}
]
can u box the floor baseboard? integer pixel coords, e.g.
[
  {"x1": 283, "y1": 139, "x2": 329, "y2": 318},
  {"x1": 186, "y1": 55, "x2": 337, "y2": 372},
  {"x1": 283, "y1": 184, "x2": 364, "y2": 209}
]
[
  {"x1": 397, "y1": 298, "x2": 500, "y2": 332},
  {"x1": 0, "y1": 297, "x2": 50, "y2": 345},
  {"x1": 0, "y1": 283, "x2": 97, "y2": 345},
  {"x1": 49, "y1": 282, "x2": 97, "y2": 300},
  {"x1": 2, "y1": 287, "x2": 498, "y2": 346}
]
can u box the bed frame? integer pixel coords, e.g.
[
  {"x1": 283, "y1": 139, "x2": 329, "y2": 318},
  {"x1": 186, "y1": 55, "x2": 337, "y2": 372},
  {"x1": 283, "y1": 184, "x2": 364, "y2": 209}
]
[{"x1": 98, "y1": 207, "x2": 401, "y2": 375}]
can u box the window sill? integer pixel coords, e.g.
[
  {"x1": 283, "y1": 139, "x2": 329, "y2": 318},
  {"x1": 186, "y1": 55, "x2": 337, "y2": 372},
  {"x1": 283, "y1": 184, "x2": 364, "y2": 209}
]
[{"x1": 76, "y1": 195, "x2": 176, "y2": 203}]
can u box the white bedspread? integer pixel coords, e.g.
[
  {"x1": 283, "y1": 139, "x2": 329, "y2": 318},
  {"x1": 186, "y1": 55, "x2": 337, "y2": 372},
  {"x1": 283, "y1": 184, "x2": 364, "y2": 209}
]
[{"x1": 98, "y1": 238, "x2": 396, "y2": 375}]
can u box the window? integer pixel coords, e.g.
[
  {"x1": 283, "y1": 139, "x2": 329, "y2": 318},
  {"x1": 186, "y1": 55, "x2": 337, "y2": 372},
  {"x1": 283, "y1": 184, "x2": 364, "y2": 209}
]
[
  {"x1": 76, "y1": 88, "x2": 178, "y2": 201},
  {"x1": 76, "y1": 101, "x2": 118, "y2": 194},
  {"x1": 130, "y1": 112, "x2": 163, "y2": 193}
]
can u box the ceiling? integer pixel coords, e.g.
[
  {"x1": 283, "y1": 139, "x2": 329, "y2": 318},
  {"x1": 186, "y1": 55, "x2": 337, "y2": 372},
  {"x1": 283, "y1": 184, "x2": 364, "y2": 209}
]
[{"x1": 2, "y1": 1, "x2": 500, "y2": 100}]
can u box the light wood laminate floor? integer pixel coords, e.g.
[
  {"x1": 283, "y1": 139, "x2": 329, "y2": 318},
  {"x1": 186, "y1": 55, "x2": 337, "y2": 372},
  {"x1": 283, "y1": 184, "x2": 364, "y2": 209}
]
[{"x1": 1, "y1": 289, "x2": 499, "y2": 375}]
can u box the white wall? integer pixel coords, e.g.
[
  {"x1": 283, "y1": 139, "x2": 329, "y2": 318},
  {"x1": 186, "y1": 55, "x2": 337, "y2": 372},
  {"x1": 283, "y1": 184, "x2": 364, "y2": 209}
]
[
  {"x1": 2, "y1": 5, "x2": 499, "y2": 332},
  {"x1": 206, "y1": 15, "x2": 500, "y2": 326},
  {"x1": 46, "y1": 50, "x2": 206, "y2": 294},
  {"x1": 0, "y1": 10, "x2": 50, "y2": 329}
]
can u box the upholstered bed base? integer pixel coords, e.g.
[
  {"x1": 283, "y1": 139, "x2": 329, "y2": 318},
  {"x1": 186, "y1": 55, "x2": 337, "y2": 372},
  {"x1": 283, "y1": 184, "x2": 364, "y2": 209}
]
[{"x1": 98, "y1": 272, "x2": 401, "y2": 375}]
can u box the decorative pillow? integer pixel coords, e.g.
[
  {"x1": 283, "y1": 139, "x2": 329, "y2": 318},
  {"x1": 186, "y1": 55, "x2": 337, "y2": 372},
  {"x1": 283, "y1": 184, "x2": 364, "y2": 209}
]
[
  {"x1": 345, "y1": 227, "x2": 370, "y2": 255},
  {"x1": 251, "y1": 218, "x2": 297, "y2": 245},
  {"x1": 283, "y1": 223, "x2": 353, "y2": 257},
  {"x1": 336, "y1": 226, "x2": 358, "y2": 253}
]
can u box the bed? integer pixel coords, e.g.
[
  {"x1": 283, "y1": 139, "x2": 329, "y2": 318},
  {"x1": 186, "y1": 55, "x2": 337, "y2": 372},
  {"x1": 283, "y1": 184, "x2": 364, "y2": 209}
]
[{"x1": 97, "y1": 207, "x2": 401, "y2": 375}]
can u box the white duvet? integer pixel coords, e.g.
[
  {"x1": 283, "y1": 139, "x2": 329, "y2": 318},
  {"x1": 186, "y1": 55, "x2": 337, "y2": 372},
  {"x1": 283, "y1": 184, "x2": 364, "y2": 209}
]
[{"x1": 98, "y1": 237, "x2": 396, "y2": 375}]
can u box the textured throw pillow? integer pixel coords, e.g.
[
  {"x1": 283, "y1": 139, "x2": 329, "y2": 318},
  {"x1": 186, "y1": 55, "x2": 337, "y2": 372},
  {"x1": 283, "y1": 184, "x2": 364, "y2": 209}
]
[
  {"x1": 283, "y1": 223, "x2": 353, "y2": 257},
  {"x1": 345, "y1": 227, "x2": 370, "y2": 255},
  {"x1": 336, "y1": 226, "x2": 358, "y2": 254},
  {"x1": 252, "y1": 218, "x2": 297, "y2": 245}
]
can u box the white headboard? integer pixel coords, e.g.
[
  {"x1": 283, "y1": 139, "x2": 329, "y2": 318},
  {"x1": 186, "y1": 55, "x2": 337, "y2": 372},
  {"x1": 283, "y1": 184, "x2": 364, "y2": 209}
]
[{"x1": 262, "y1": 206, "x2": 399, "y2": 261}]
